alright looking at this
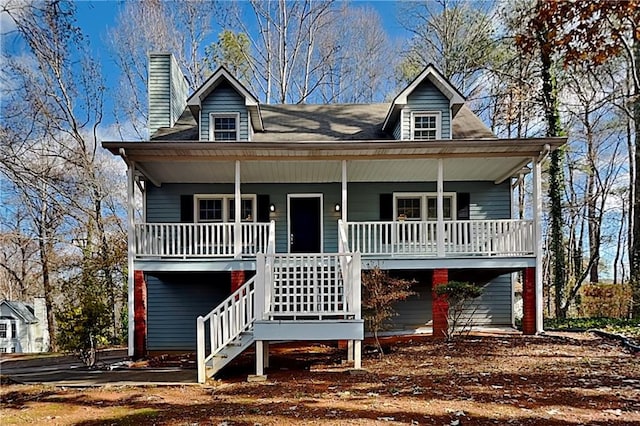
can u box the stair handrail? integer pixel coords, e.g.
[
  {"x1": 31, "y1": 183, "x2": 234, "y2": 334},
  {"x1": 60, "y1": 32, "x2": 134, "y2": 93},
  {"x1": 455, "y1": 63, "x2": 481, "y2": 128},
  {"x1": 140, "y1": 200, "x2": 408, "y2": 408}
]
[{"x1": 197, "y1": 275, "x2": 256, "y2": 383}]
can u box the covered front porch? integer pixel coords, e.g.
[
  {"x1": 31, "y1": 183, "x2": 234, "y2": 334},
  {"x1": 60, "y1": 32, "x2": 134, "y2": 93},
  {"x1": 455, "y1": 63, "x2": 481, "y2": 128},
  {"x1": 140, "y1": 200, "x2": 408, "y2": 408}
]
[{"x1": 104, "y1": 138, "x2": 562, "y2": 360}]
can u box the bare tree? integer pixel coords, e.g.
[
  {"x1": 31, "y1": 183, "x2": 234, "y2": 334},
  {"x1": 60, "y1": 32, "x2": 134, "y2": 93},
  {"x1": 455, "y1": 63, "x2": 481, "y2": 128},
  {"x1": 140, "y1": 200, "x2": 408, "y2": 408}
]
[
  {"x1": 227, "y1": 0, "x2": 336, "y2": 104},
  {"x1": 397, "y1": 0, "x2": 496, "y2": 98},
  {"x1": 107, "y1": 0, "x2": 217, "y2": 139},
  {"x1": 1, "y1": 0, "x2": 127, "y2": 348},
  {"x1": 316, "y1": 4, "x2": 395, "y2": 103}
]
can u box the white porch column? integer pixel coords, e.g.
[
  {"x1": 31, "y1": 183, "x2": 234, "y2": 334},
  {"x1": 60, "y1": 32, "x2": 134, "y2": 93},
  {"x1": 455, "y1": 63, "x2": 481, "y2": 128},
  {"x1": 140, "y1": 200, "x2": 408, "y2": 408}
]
[
  {"x1": 127, "y1": 162, "x2": 135, "y2": 357},
  {"x1": 354, "y1": 340, "x2": 362, "y2": 369},
  {"x1": 341, "y1": 160, "x2": 348, "y2": 223},
  {"x1": 255, "y1": 253, "x2": 265, "y2": 320},
  {"x1": 234, "y1": 160, "x2": 242, "y2": 257},
  {"x1": 256, "y1": 340, "x2": 265, "y2": 376},
  {"x1": 532, "y1": 158, "x2": 544, "y2": 333},
  {"x1": 436, "y1": 158, "x2": 445, "y2": 257},
  {"x1": 263, "y1": 341, "x2": 270, "y2": 368}
]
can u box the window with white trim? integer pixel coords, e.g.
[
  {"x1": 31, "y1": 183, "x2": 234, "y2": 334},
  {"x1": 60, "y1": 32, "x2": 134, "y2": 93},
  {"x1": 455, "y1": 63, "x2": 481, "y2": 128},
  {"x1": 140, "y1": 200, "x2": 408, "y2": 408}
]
[
  {"x1": 394, "y1": 193, "x2": 456, "y2": 220},
  {"x1": 195, "y1": 195, "x2": 256, "y2": 222},
  {"x1": 411, "y1": 112, "x2": 441, "y2": 140},
  {"x1": 426, "y1": 196, "x2": 453, "y2": 220},
  {"x1": 209, "y1": 113, "x2": 240, "y2": 141},
  {"x1": 396, "y1": 197, "x2": 422, "y2": 220},
  {"x1": 0, "y1": 323, "x2": 6, "y2": 338}
]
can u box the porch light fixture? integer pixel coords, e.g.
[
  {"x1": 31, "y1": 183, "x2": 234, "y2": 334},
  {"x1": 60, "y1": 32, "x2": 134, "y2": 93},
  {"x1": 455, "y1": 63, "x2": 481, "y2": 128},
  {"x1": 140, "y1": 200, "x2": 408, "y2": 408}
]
[
  {"x1": 269, "y1": 204, "x2": 276, "y2": 212},
  {"x1": 334, "y1": 203, "x2": 341, "y2": 212}
]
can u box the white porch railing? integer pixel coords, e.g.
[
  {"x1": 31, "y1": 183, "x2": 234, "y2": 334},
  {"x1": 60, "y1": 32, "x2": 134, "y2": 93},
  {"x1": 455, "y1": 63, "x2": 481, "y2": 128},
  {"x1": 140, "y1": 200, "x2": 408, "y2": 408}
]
[
  {"x1": 134, "y1": 222, "x2": 270, "y2": 258},
  {"x1": 196, "y1": 221, "x2": 275, "y2": 383},
  {"x1": 257, "y1": 252, "x2": 361, "y2": 321},
  {"x1": 196, "y1": 276, "x2": 256, "y2": 383},
  {"x1": 346, "y1": 219, "x2": 533, "y2": 257}
]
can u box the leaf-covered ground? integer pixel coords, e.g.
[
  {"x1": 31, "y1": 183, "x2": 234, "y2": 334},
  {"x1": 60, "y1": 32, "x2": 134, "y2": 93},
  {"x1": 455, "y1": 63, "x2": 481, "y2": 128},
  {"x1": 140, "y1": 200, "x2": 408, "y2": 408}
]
[{"x1": 2, "y1": 332, "x2": 639, "y2": 425}]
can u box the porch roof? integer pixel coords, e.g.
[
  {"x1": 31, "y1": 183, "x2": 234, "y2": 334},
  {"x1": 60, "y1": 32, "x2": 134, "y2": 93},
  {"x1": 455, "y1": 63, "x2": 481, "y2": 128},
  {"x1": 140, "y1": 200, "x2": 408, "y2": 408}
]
[{"x1": 103, "y1": 138, "x2": 565, "y2": 185}]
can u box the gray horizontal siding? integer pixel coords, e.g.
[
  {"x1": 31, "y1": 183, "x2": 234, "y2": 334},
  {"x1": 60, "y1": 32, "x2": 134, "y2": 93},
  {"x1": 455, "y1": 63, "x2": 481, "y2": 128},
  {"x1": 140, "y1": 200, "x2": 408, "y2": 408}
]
[
  {"x1": 148, "y1": 54, "x2": 171, "y2": 137},
  {"x1": 145, "y1": 181, "x2": 510, "y2": 250},
  {"x1": 392, "y1": 117, "x2": 401, "y2": 140},
  {"x1": 391, "y1": 278, "x2": 432, "y2": 330},
  {"x1": 391, "y1": 272, "x2": 513, "y2": 329},
  {"x1": 347, "y1": 181, "x2": 511, "y2": 221},
  {"x1": 401, "y1": 80, "x2": 451, "y2": 140},
  {"x1": 170, "y1": 56, "x2": 188, "y2": 127},
  {"x1": 457, "y1": 273, "x2": 513, "y2": 326},
  {"x1": 146, "y1": 183, "x2": 342, "y2": 253},
  {"x1": 200, "y1": 82, "x2": 249, "y2": 141},
  {"x1": 146, "y1": 272, "x2": 231, "y2": 351}
]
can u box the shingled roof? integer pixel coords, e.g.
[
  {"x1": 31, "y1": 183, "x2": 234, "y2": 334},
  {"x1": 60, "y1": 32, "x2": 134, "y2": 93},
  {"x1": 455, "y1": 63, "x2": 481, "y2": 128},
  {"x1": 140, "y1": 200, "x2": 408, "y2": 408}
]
[
  {"x1": 1, "y1": 300, "x2": 38, "y2": 323},
  {"x1": 152, "y1": 102, "x2": 495, "y2": 142}
]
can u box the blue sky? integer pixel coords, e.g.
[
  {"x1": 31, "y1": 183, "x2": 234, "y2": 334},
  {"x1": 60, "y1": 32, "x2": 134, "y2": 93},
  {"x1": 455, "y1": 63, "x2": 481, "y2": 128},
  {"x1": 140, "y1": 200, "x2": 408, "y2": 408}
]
[{"x1": 68, "y1": 0, "x2": 411, "y2": 133}]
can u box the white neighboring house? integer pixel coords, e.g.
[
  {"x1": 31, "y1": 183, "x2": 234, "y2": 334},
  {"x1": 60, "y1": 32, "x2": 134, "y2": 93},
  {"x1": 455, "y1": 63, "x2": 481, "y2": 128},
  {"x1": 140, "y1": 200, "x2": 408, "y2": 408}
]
[{"x1": 0, "y1": 298, "x2": 49, "y2": 353}]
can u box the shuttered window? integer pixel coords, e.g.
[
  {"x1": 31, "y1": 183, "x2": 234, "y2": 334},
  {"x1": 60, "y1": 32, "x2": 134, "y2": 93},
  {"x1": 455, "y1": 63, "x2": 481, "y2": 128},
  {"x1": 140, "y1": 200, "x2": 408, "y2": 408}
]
[
  {"x1": 194, "y1": 194, "x2": 256, "y2": 222},
  {"x1": 394, "y1": 192, "x2": 456, "y2": 220}
]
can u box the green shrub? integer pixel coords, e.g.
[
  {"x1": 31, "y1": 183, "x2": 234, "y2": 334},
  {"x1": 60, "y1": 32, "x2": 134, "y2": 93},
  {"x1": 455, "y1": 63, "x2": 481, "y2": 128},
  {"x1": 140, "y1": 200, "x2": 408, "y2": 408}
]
[
  {"x1": 56, "y1": 298, "x2": 111, "y2": 367},
  {"x1": 434, "y1": 281, "x2": 483, "y2": 340}
]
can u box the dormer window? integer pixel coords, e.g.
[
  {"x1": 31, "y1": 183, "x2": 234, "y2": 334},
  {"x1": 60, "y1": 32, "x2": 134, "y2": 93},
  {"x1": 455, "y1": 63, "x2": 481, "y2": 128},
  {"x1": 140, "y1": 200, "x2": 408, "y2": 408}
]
[
  {"x1": 210, "y1": 113, "x2": 239, "y2": 141},
  {"x1": 411, "y1": 112, "x2": 441, "y2": 140}
]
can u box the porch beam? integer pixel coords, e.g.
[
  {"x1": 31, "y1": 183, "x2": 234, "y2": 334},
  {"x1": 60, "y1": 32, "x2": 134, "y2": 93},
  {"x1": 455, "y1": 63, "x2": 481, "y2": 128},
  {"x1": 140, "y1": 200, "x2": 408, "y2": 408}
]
[
  {"x1": 532, "y1": 157, "x2": 544, "y2": 333},
  {"x1": 341, "y1": 160, "x2": 347, "y2": 222},
  {"x1": 234, "y1": 160, "x2": 241, "y2": 257},
  {"x1": 494, "y1": 159, "x2": 531, "y2": 185},
  {"x1": 436, "y1": 159, "x2": 445, "y2": 257}
]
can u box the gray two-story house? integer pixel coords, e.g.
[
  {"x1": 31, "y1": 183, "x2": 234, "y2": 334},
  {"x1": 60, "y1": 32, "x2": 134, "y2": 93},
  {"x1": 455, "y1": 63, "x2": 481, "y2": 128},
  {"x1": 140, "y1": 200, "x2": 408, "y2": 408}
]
[{"x1": 104, "y1": 53, "x2": 564, "y2": 382}]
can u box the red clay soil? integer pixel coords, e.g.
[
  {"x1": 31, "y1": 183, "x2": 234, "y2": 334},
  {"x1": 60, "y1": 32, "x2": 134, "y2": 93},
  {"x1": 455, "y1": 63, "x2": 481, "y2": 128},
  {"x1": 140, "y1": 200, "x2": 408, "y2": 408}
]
[{"x1": 2, "y1": 332, "x2": 639, "y2": 425}]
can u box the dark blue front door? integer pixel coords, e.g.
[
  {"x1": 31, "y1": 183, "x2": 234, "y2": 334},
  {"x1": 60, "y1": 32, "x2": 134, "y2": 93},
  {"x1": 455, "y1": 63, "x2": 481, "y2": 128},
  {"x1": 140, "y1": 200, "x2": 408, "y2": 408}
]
[{"x1": 289, "y1": 196, "x2": 321, "y2": 253}]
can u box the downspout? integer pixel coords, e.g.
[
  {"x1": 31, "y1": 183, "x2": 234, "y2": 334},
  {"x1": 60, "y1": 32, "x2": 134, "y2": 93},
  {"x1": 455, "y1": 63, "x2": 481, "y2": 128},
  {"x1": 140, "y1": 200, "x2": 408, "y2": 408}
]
[{"x1": 537, "y1": 143, "x2": 551, "y2": 163}]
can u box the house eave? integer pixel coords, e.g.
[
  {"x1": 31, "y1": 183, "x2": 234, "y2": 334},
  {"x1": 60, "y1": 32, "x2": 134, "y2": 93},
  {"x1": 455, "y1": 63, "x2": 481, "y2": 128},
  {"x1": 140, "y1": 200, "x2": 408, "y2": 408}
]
[
  {"x1": 104, "y1": 138, "x2": 566, "y2": 160},
  {"x1": 104, "y1": 138, "x2": 565, "y2": 186}
]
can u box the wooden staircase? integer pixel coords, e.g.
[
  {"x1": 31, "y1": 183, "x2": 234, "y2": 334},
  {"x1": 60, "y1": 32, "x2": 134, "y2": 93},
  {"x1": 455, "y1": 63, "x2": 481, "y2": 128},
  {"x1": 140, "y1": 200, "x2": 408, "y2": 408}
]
[
  {"x1": 197, "y1": 277, "x2": 257, "y2": 383},
  {"x1": 197, "y1": 221, "x2": 363, "y2": 383}
]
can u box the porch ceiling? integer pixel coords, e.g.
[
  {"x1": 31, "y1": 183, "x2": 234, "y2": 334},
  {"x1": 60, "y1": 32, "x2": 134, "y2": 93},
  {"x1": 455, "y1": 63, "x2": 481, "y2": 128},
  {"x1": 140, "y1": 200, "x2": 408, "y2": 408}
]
[{"x1": 104, "y1": 138, "x2": 564, "y2": 185}]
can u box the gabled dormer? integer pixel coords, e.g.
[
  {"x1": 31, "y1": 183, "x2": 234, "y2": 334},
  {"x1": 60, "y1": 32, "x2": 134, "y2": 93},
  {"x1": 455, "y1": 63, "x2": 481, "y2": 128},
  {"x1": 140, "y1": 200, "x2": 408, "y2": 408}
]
[
  {"x1": 382, "y1": 64, "x2": 465, "y2": 141},
  {"x1": 187, "y1": 67, "x2": 263, "y2": 141}
]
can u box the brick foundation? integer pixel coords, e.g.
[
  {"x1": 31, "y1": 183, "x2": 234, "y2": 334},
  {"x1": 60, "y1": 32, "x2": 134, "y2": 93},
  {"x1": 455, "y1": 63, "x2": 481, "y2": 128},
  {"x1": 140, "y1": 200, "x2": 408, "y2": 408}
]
[
  {"x1": 522, "y1": 267, "x2": 536, "y2": 335},
  {"x1": 432, "y1": 268, "x2": 449, "y2": 339},
  {"x1": 231, "y1": 270, "x2": 246, "y2": 293},
  {"x1": 133, "y1": 270, "x2": 147, "y2": 359}
]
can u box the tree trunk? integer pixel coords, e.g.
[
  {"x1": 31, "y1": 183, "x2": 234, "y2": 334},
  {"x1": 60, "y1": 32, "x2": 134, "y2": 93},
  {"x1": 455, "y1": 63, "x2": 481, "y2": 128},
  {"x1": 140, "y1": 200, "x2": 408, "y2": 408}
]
[
  {"x1": 538, "y1": 33, "x2": 565, "y2": 317},
  {"x1": 631, "y1": 34, "x2": 640, "y2": 318},
  {"x1": 38, "y1": 184, "x2": 57, "y2": 351},
  {"x1": 585, "y1": 113, "x2": 599, "y2": 283}
]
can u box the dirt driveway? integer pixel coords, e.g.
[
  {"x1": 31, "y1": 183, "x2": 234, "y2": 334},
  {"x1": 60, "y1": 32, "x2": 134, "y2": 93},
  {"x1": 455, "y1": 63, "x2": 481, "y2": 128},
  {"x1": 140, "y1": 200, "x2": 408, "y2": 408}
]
[{"x1": 1, "y1": 332, "x2": 639, "y2": 425}]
